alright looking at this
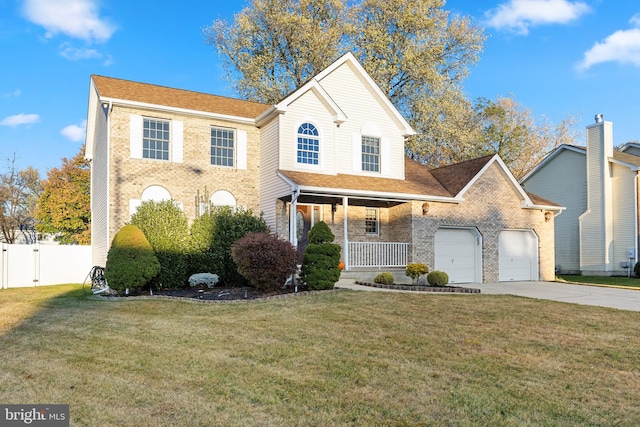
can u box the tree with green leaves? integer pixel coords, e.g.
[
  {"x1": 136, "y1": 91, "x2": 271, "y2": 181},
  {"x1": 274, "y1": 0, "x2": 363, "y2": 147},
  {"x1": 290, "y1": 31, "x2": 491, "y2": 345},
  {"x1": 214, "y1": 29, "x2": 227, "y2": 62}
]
[
  {"x1": 0, "y1": 155, "x2": 41, "y2": 244},
  {"x1": 35, "y1": 145, "x2": 90, "y2": 244}
]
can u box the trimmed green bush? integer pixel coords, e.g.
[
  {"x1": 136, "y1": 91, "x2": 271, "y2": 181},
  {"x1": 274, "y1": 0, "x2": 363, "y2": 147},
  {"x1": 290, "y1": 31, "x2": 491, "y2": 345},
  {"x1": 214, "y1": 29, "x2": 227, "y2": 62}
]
[
  {"x1": 405, "y1": 263, "x2": 429, "y2": 284},
  {"x1": 374, "y1": 272, "x2": 395, "y2": 286},
  {"x1": 231, "y1": 232, "x2": 298, "y2": 291},
  {"x1": 130, "y1": 200, "x2": 189, "y2": 288},
  {"x1": 190, "y1": 206, "x2": 269, "y2": 287},
  {"x1": 104, "y1": 224, "x2": 161, "y2": 294},
  {"x1": 427, "y1": 270, "x2": 449, "y2": 286},
  {"x1": 634, "y1": 261, "x2": 640, "y2": 277},
  {"x1": 301, "y1": 221, "x2": 341, "y2": 290}
]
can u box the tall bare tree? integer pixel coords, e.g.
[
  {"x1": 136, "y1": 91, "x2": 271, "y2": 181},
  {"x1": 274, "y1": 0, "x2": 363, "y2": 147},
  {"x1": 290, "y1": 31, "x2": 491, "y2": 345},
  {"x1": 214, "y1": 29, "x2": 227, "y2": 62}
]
[{"x1": 0, "y1": 155, "x2": 42, "y2": 243}]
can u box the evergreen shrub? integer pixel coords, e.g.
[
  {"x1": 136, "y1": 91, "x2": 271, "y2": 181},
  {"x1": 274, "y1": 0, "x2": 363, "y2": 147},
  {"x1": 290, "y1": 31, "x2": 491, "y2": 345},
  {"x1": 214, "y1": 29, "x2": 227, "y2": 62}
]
[
  {"x1": 104, "y1": 224, "x2": 161, "y2": 294},
  {"x1": 130, "y1": 200, "x2": 189, "y2": 288},
  {"x1": 427, "y1": 270, "x2": 449, "y2": 286},
  {"x1": 301, "y1": 221, "x2": 341, "y2": 290},
  {"x1": 192, "y1": 206, "x2": 269, "y2": 287},
  {"x1": 374, "y1": 272, "x2": 395, "y2": 286}
]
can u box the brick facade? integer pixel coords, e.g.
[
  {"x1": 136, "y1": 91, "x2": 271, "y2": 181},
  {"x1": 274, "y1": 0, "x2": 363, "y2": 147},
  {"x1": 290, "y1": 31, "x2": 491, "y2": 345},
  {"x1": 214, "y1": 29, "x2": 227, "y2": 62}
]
[{"x1": 106, "y1": 106, "x2": 262, "y2": 243}]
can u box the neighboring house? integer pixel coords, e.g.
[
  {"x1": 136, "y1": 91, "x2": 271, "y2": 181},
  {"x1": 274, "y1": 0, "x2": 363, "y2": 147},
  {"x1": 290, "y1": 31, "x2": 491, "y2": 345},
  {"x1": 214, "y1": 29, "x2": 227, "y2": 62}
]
[
  {"x1": 521, "y1": 115, "x2": 640, "y2": 276},
  {"x1": 85, "y1": 53, "x2": 561, "y2": 283}
]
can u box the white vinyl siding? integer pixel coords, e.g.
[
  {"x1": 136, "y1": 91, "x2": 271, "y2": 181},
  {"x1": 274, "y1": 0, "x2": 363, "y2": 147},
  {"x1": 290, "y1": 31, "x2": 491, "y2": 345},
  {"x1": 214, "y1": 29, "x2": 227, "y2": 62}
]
[
  {"x1": 580, "y1": 122, "x2": 613, "y2": 272},
  {"x1": 612, "y1": 164, "x2": 637, "y2": 272},
  {"x1": 92, "y1": 97, "x2": 110, "y2": 266},
  {"x1": 315, "y1": 62, "x2": 405, "y2": 179}
]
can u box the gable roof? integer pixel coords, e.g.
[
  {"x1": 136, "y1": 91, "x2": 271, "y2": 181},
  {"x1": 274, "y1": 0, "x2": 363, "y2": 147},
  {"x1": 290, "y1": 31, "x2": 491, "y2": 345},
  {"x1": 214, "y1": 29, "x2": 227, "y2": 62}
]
[
  {"x1": 521, "y1": 143, "x2": 640, "y2": 183},
  {"x1": 430, "y1": 155, "x2": 494, "y2": 195},
  {"x1": 260, "y1": 52, "x2": 415, "y2": 136},
  {"x1": 91, "y1": 75, "x2": 271, "y2": 120}
]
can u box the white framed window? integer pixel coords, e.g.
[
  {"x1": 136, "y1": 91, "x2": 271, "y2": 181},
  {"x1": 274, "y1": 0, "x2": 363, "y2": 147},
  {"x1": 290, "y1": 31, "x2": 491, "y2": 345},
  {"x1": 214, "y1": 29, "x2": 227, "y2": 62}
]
[
  {"x1": 362, "y1": 135, "x2": 380, "y2": 172},
  {"x1": 211, "y1": 127, "x2": 235, "y2": 167},
  {"x1": 297, "y1": 123, "x2": 319, "y2": 165},
  {"x1": 143, "y1": 118, "x2": 170, "y2": 160},
  {"x1": 365, "y1": 207, "x2": 379, "y2": 235}
]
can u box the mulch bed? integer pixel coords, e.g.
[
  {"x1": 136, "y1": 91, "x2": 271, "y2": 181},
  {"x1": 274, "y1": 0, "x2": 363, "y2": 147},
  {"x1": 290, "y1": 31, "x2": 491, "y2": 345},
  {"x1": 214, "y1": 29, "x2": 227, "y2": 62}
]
[
  {"x1": 355, "y1": 281, "x2": 481, "y2": 293},
  {"x1": 99, "y1": 285, "x2": 333, "y2": 303}
]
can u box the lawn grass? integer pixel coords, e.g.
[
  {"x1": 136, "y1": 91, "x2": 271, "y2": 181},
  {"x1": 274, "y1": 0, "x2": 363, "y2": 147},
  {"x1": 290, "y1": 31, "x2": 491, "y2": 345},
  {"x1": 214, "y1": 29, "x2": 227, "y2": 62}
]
[
  {"x1": 558, "y1": 274, "x2": 640, "y2": 288},
  {"x1": 1, "y1": 284, "x2": 639, "y2": 425}
]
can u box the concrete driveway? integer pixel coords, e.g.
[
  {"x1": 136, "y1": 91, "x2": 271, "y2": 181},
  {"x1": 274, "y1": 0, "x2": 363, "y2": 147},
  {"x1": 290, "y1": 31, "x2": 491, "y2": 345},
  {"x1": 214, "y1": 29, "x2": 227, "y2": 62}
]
[{"x1": 336, "y1": 280, "x2": 640, "y2": 312}]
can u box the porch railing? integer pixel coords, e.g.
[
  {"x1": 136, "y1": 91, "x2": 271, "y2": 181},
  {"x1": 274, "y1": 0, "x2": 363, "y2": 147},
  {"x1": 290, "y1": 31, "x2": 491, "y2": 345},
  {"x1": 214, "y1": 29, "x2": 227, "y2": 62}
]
[{"x1": 347, "y1": 242, "x2": 410, "y2": 269}]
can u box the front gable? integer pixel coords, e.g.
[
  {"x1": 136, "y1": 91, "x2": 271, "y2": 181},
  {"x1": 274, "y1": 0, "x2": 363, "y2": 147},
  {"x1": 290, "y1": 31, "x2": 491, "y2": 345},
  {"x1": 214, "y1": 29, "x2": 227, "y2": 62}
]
[{"x1": 270, "y1": 53, "x2": 414, "y2": 181}]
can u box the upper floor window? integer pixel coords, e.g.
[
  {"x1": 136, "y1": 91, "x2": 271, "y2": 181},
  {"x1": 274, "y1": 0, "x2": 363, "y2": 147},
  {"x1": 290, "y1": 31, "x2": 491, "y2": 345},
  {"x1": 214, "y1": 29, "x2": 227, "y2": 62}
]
[
  {"x1": 143, "y1": 118, "x2": 170, "y2": 160},
  {"x1": 211, "y1": 127, "x2": 235, "y2": 167},
  {"x1": 297, "y1": 123, "x2": 319, "y2": 165},
  {"x1": 362, "y1": 135, "x2": 380, "y2": 172}
]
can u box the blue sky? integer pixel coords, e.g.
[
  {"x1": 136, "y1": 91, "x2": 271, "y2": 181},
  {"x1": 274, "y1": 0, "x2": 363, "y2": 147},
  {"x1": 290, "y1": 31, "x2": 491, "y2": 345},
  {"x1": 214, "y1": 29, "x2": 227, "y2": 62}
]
[{"x1": 1, "y1": 0, "x2": 639, "y2": 175}]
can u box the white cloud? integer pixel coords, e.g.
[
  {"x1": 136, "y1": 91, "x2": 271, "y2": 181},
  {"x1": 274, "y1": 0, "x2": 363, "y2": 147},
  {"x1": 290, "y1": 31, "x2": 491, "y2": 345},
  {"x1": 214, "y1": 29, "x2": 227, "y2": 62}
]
[
  {"x1": 0, "y1": 113, "x2": 40, "y2": 127},
  {"x1": 59, "y1": 43, "x2": 101, "y2": 61},
  {"x1": 22, "y1": 0, "x2": 116, "y2": 43},
  {"x1": 60, "y1": 120, "x2": 87, "y2": 142},
  {"x1": 578, "y1": 16, "x2": 640, "y2": 70},
  {"x1": 3, "y1": 89, "x2": 22, "y2": 98},
  {"x1": 485, "y1": 0, "x2": 591, "y2": 35}
]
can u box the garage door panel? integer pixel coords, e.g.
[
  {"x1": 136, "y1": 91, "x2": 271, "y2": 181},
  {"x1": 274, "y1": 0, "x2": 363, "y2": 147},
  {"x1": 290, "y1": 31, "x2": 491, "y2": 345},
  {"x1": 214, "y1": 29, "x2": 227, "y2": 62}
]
[
  {"x1": 499, "y1": 230, "x2": 537, "y2": 281},
  {"x1": 435, "y1": 228, "x2": 479, "y2": 284}
]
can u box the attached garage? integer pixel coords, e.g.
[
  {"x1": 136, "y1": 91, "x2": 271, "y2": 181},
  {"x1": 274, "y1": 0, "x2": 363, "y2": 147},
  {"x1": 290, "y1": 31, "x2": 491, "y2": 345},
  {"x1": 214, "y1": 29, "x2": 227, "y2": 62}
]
[
  {"x1": 499, "y1": 230, "x2": 538, "y2": 281},
  {"x1": 434, "y1": 228, "x2": 482, "y2": 284}
]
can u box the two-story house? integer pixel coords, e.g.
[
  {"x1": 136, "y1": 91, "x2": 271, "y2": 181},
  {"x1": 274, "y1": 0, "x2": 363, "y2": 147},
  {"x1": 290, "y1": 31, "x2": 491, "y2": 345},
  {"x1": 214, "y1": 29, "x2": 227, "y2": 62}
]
[{"x1": 85, "y1": 53, "x2": 561, "y2": 284}]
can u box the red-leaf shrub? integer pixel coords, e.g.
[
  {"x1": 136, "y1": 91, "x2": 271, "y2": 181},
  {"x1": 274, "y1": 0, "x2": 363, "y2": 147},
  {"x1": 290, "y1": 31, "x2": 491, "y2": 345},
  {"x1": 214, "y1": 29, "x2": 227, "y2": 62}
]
[{"x1": 231, "y1": 232, "x2": 298, "y2": 291}]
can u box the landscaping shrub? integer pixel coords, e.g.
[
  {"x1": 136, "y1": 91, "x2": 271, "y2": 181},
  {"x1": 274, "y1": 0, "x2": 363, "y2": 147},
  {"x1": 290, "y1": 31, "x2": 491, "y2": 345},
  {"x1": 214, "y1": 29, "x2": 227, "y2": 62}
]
[
  {"x1": 301, "y1": 221, "x2": 341, "y2": 290},
  {"x1": 130, "y1": 200, "x2": 189, "y2": 288},
  {"x1": 104, "y1": 224, "x2": 161, "y2": 294},
  {"x1": 405, "y1": 263, "x2": 429, "y2": 284},
  {"x1": 427, "y1": 270, "x2": 449, "y2": 286},
  {"x1": 231, "y1": 232, "x2": 298, "y2": 291},
  {"x1": 191, "y1": 206, "x2": 269, "y2": 287},
  {"x1": 374, "y1": 272, "x2": 394, "y2": 285},
  {"x1": 634, "y1": 261, "x2": 640, "y2": 277}
]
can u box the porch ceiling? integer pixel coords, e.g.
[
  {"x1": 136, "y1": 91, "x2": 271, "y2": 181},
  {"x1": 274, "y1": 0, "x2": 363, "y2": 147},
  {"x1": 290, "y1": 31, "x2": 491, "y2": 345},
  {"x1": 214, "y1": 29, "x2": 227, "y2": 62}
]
[{"x1": 279, "y1": 193, "x2": 407, "y2": 207}]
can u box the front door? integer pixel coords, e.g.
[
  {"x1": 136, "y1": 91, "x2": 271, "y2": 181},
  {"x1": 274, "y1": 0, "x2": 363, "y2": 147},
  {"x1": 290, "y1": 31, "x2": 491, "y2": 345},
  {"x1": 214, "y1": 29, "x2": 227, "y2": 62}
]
[{"x1": 296, "y1": 205, "x2": 312, "y2": 263}]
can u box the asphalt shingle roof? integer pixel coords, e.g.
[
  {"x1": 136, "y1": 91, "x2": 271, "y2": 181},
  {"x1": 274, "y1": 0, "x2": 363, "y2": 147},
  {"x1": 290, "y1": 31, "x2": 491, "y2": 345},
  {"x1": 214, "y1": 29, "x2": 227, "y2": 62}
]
[{"x1": 91, "y1": 75, "x2": 271, "y2": 119}]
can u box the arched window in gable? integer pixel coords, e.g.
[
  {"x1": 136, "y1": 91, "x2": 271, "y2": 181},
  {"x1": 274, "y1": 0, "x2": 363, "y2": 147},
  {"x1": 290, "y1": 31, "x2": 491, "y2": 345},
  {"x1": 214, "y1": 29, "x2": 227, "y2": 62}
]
[{"x1": 297, "y1": 123, "x2": 319, "y2": 166}]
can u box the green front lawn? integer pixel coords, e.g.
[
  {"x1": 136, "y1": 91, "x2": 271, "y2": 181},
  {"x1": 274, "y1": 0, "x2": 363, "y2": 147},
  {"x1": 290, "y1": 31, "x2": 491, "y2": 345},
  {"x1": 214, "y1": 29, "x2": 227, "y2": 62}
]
[
  {"x1": 1, "y1": 284, "x2": 639, "y2": 425},
  {"x1": 558, "y1": 275, "x2": 640, "y2": 288}
]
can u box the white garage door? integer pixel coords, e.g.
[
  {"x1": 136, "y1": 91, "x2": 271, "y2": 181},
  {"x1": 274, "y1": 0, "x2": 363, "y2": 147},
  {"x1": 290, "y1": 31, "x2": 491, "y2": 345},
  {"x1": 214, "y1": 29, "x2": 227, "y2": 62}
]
[
  {"x1": 499, "y1": 230, "x2": 538, "y2": 281},
  {"x1": 434, "y1": 228, "x2": 480, "y2": 284}
]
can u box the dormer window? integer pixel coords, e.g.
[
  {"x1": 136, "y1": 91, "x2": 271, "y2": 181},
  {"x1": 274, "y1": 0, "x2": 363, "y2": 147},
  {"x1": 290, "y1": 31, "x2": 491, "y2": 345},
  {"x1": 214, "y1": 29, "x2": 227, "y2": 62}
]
[{"x1": 297, "y1": 123, "x2": 319, "y2": 165}]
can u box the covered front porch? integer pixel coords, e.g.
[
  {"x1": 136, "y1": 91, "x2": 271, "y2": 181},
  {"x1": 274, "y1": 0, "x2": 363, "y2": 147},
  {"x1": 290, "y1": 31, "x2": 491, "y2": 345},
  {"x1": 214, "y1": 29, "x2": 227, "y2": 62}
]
[{"x1": 278, "y1": 192, "x2": 415, "y2": 271}]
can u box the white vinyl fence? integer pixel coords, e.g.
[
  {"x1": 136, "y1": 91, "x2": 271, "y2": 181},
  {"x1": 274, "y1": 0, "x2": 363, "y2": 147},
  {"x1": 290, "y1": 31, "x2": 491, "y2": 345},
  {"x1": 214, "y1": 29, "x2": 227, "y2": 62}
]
[{"x1": 0, "y1": 243, "x2": 92, "y2": 289}]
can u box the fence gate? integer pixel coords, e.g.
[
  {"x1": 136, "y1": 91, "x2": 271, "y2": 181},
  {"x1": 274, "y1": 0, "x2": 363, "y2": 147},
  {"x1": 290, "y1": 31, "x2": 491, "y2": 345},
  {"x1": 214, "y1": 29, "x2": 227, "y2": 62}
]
[{"x1": 0, "y1": 243, "x2": 92, "y2": 289}]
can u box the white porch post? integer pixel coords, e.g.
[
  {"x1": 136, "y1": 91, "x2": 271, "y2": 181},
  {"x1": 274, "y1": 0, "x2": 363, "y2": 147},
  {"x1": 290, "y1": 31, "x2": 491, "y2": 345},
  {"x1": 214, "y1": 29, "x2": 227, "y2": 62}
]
[
  {"x1": 289, "y1": 189, "x2": 299, "y2": 246},
  {"x1": 343, "y1": 196, "x2": 349, "y2": 269}
]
